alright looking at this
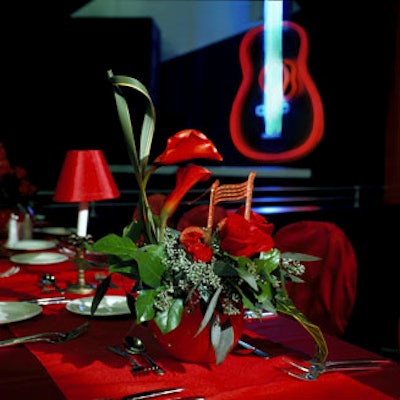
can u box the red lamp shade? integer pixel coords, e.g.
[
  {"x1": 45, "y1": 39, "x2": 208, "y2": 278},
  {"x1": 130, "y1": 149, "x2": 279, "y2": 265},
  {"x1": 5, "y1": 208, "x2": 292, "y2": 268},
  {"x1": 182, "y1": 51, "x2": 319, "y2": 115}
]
[
  {"x1": 54, "y1": 150, "x2": 120, "y2": 203},
  {"x1": 54, "y1": 150, "x2": 120, "y2": 238}
]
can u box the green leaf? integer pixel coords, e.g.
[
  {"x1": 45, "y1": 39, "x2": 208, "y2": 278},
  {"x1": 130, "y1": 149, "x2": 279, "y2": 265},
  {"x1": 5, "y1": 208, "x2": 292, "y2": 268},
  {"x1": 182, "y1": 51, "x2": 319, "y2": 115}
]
[
  {"x1": 154, "y1": 298, "x2": 184, "y2": 334},
  {"x1": 211, "y1": 316, "x2": 234, "y2": 365},
  {"x1": 108, "y1": 72, "x2": 156, "y2": 182},
  {"x1": 139, "y1": 103, "x2": 155, "y2": 170},
  {"x1": 210, "y1": 314, "x2": 221, "y2": 347},
  {"x1": 213, "y1": 260, "x2": 239, "y2": 277},
  {"x1": 91, "y1": 234, "x2": 137, "y2": 258},
  {"x1": 286, "y1": 273, "x2": 305, "y2": 283},
  {"x1": 195, "y1": 286, "x2": 222, "y2": 337},
  {"x1": 135, "y1": 289, "x2": 157, "y2": 322},
  {"x1": 135, "y1": 245, "x2": 165, "y2": 288},
  {"x1": 276, "y1": 291, "x2": 328, "y2": 363},
  {"x1": 282, "y1": 251, "x2": 321, "y2": 262},
  {"x1": 113, "y1": 84, "x2": 141, "y2": 179},
  {"x1": 240, "y1": 291, "x2": 257, "y2": 310},
  {"x1": 123, "y1": 220, "x2": 143, "y2": 243},
  {"x1": 90, "y1": 276, "x2": 111, "y2": 316},
  {"x1": 258, "y1": 248, "x2": 281, "y2": 272},
  {"x1": 254, "y1": 280, "x2": 273, "y2": 304},
  {"x1": 236, "y1": 267, "x2": 258, "y2": 291}
]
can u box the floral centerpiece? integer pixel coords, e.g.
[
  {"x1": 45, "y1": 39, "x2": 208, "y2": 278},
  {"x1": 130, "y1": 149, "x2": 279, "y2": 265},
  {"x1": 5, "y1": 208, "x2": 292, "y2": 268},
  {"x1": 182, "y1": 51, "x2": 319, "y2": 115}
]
[{"x1": 90, "y1": 72, "x2": 328, "y2": 365}]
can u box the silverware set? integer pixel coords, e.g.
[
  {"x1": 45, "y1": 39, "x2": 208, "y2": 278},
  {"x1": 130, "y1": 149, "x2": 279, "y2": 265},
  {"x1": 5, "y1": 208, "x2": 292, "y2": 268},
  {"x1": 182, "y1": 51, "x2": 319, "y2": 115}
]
[
  {"x1": 109, "y1": 338, "x2": 165, "y2": 376},
  {"x1": 281, "y1": 357, "x2": 393, "y2": 381},
  {"x1": 124, "y1": 336, "x2": 166, "y2": 375},
  {"x1": 109, "y1": 345, "x2": 157, "y2": 374}
]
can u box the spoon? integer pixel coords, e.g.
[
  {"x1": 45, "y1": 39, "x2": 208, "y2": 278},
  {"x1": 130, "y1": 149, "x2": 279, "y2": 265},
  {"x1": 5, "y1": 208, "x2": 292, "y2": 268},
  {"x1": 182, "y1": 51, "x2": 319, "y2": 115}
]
[
  {"x1": 124, "y1": 336, "x2": 166, "y2": 375},
  {"x1": 41, "y1": 273, "x2": 65, "y2": 294}
]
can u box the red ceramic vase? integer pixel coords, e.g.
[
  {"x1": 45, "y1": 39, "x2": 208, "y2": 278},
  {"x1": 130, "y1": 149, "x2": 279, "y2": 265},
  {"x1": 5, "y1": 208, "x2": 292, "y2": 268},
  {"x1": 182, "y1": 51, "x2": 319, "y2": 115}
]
[{"x1": 149, "y1": 304, "x2": 245, "y2": 363}]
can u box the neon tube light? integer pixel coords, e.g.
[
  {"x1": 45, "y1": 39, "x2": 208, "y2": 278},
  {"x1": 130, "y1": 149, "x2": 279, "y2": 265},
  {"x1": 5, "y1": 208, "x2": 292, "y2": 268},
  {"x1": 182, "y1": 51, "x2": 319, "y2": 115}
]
[{"x1": 263, "y1": 0, "x2": 283, "y2": 138}]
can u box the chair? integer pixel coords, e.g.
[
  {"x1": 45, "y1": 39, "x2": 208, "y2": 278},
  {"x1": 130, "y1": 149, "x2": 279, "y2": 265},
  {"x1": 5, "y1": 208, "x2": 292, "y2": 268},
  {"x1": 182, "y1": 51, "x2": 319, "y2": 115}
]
[{"x1": 273, "y1": 220, "x2": 357, "y2": 337}]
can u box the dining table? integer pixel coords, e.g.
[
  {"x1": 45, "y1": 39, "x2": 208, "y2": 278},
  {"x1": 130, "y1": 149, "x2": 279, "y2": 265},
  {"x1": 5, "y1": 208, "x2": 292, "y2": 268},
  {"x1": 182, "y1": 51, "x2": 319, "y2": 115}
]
[{"x1": 0, "y1": 237, "x2": 399, "y2": 400}]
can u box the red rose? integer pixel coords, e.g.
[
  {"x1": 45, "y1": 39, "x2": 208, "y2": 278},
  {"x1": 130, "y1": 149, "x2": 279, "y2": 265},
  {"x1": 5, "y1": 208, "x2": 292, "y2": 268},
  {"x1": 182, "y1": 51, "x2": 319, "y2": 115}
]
[
  {"x1": 219, "y1": 213, "x2": 274, "y2": 257},
  {"x1": 187, "y1": 242, "x2": 213, "y2": 263},
  {"x1": 235, "y1": 206, "x2": 274, "y2": 235},
  {"x1": 180, "y1": 227, "x2": 213, "y2": 262}
]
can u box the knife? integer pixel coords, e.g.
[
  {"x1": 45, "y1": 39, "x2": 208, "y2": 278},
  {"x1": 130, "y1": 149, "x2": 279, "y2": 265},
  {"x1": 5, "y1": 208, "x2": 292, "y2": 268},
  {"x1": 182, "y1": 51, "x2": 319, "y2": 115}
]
[
  {"x1": 24, "y1": 297, "x2": 70, "y2": 305},
  {"x1": 122, "y1": 387, "x2": 184, "y2": 400},
  {"x1": 237, "y1": 340, "x2": 270, "y2": 359}
]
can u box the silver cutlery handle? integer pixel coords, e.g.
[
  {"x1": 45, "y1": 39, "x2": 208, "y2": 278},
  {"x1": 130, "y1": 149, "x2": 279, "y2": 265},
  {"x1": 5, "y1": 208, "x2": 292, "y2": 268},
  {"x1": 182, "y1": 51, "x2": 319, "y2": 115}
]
[
  {"x1": 237, "y1": 340, "x2": 270, "y2": 358},
  {"x1": 0, "y1": 332, "x2": 57, "y2": 347},
  {"x1": 325, "y1": 358, "x2": 393, "y2": 367}
]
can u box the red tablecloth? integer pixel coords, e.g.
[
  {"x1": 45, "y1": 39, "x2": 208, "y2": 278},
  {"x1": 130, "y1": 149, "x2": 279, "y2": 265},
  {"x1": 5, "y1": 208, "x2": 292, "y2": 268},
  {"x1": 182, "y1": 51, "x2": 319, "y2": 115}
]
[{"x1": 1, "y1": 252, "x2": 399, "y2": 400}]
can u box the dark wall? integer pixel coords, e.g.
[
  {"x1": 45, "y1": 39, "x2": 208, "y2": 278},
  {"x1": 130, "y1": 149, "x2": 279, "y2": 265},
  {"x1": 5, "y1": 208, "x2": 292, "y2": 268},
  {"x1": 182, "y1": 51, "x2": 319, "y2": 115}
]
[{"x1": 1, "y1": 14, "x2": 160, "y2": 191}]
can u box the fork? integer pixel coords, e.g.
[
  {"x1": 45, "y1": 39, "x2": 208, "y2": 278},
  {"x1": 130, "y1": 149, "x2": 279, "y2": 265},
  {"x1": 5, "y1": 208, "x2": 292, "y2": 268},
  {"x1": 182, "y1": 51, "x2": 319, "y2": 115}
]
[
  {"x1": 282, "y1": 357, "x2": 393, "y2": 381},
  {"x1": 0, "y1": 322, "x2": 90, "y2": 347},
  {"x1": 108, "y1": 345, "x2": 155, "y2": 375}
]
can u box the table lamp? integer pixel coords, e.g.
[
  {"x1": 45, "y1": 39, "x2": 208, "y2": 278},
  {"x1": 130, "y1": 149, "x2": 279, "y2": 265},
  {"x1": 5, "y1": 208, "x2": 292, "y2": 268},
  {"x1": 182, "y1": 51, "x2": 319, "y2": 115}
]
[{"x1": 53, "y1": 149, "x2": 120, "y2": 294}]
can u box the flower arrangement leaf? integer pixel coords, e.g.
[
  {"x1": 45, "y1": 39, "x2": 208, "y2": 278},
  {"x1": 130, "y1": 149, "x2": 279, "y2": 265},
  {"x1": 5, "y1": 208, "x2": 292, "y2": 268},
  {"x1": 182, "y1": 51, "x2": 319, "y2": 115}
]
[{"x1": 89, "y1": 71, "x2": 328, "y2": 365}]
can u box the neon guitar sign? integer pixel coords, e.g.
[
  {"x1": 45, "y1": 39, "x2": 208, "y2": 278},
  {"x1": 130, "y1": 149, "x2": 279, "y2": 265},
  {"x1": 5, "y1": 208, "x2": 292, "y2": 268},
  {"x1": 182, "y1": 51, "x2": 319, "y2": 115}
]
[{"x1": 229, "y1": 1, "x2": 324, "y2": 163}]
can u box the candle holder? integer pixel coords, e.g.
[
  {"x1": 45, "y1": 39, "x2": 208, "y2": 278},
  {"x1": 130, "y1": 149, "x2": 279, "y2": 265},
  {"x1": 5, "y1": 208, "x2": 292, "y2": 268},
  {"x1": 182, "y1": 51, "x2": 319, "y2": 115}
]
[{"x1": 66, "y1": 234, "x2": 96, "y2": 295}]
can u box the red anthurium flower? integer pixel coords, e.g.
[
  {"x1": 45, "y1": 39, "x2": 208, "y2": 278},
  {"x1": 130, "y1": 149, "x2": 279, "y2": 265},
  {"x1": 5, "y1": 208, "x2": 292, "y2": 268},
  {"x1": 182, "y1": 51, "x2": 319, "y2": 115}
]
[
  {"x1": 235, "y1": 206, "x2": 275, "y2": 235},
  {"x1": 160, "y1": 165, "x2": 212, "y2": 222},
  {"x1": 153, "y1": 129, "x2": 223, "y2": 165},
  {"x1": 219, "y1": 213, "x2": 274, "y2": 258}
]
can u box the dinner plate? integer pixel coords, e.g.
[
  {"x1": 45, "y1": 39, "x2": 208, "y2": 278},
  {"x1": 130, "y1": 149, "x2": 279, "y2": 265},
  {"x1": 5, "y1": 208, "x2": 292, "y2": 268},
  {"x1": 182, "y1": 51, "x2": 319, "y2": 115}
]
[
  {"x1": 0, "y1": 301, "x2": 42, "y2": 325},
  {"x1": 66, "y1": 295, "x2": 130, "y2": 316},
  {"x1": 10, "y1": 252, "x2": 69, "y2": 265},
  {"x1": 5, "y1": 239, "x2": 57, "y2": 251}
]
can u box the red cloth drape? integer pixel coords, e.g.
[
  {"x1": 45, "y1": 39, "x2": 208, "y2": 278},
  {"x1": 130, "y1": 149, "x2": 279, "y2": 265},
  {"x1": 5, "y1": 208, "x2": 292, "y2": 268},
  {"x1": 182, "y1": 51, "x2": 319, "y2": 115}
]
[{"x1": 273, "y1": 220, "x2": 357, "y2": 337}]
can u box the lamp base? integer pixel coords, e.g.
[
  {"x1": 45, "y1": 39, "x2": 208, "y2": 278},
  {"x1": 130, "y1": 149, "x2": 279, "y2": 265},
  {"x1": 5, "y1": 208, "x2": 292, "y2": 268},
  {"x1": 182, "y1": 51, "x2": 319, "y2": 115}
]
[{"x1": 67, "y1": 282, "x2": 96, "y2": 295}]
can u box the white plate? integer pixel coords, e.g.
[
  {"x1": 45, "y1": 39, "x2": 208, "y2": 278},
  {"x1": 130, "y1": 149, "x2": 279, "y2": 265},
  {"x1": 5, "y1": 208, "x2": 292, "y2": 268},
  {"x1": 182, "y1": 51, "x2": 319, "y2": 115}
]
[
  {"x1": 5, "y1": 240, "x2": 57, "y2": 251},
  {"x1": 10, "y1": 252, "x2": 69, "y2": 265},
  {"x1": 0, "y1": 301, "x2": 42, "y2": 325},
  {"x1": 33, "y1": 227, "x2": 75, "y2": 236},
  {"x1": 66, "y1": 295, "x2": 130, "y2": 316}
]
